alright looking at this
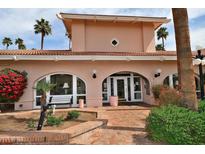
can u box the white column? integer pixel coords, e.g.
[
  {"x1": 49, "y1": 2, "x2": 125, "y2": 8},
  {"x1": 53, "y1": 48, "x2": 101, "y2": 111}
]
[
  {"x1": 169, "y1": 75, "x2": 174, "y2": 88},
  {"x1": 130, "y1": 73, "x2": 134, "y2": 101},
  {"x1": 46, "y1": 75, "x2": 50, "y2": 103},
  {"x1": 113, "y1": 78, "x2": 117, "y2": 96},
  {"x1": 107, "y1": 77, "x2": 111, "y2": 100},
  {"x1": 73, "y1": 75, "x2": 77, "y2": 107},
  {"x1": 124, "y1": 78, "x2": 128, "y2": 101}
]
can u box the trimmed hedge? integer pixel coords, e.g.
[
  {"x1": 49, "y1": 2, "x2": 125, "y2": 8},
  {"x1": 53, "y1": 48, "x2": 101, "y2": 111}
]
[
  {"x1": 146, "y1": 105, "x2": 205, "y2": 144},
  {"x1": 198, "y1": 100, "x2": 205, "y2": 113}
]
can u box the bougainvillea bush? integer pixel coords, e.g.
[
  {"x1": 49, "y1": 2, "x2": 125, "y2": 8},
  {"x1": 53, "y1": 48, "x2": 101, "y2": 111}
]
[{"x1": 0, "y1": 68, "x2": 27, "y2": 103}]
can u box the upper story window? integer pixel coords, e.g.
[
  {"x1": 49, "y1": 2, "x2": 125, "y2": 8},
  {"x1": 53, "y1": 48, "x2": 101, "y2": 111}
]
[{"x1": 111, "y1": 38, "x2": 119, "y2": 47}]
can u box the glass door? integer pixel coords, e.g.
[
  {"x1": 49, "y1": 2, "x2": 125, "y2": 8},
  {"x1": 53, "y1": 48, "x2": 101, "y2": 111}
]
[
  {"x1": 117, "y1": 79, "x2": 125, "y2": 99},
  {"x1": 113, "y1": 77, "x2": 128, "y2": 101},
  {"x1": 133, "y1": 77, "x2": 142, "y2": 101}
]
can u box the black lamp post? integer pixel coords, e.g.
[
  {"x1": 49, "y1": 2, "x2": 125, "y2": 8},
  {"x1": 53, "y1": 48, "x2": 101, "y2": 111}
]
[{"x1": 194, "y1": 50, "x2": 205, "y2": 100}]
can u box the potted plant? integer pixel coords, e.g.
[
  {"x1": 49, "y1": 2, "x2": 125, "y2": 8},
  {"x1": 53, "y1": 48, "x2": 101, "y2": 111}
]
[{"x1": 0, "y1": 68, "x2": 27, "y2": 112}]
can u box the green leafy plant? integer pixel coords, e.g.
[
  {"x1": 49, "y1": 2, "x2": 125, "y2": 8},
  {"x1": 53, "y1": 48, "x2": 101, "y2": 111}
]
[
  {"x1": 35, "y1": 81, "x2": 56, "y2": 105},
  {"x1": 159, "y1": 87, "x2": 182, "y2": 106},
  {"x1": 198, "y1": 100, "x2": 205, "y2": 113},
  {"x1": 67, "y1": 110, "x2": 80, "y2": 120},
  {"x1": 27, "y1": 119, "x2": 36, "y2": 130},
  {"x1": 146, "y1": 105, "x2": 205, "y2": 144},
  {"x1": 46, "y1": 115, "x2": 64, "y2": 126}
]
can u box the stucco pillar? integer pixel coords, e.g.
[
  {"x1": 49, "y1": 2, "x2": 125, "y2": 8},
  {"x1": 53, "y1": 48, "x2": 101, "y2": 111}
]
[
  {"x1": 15, "y1": 76, "x2": 34, "y2": 111},
  {"x1": 86, "y1": 78, "x2": 103, "y2": 107}
]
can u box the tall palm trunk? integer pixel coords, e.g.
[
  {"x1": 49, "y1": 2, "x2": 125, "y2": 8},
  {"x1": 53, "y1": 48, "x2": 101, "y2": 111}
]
[
  {"x1": 41, "y1": 33, "x2": 45, "y2": 50},
  {"x1": 172, "y1": 8, "x2": 198, "y2": 110},
  {"x1": 162, "y1": 38, "x2": 165, "y2": 50}
]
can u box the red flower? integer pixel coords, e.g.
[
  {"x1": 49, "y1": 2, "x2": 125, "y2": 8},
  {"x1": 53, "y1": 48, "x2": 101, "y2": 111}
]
[{"x1": 0, "y1": 68, "x2": 27, "y2": 102}]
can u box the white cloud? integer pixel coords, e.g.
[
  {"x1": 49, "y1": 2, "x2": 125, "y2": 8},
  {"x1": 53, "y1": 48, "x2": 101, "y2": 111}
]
[
  {"x1": 188, "y1": 8, "x2": 205, "y2": 19},
  {"x1": 0, "y1": 8, "x2": 205, "y2": 50}
]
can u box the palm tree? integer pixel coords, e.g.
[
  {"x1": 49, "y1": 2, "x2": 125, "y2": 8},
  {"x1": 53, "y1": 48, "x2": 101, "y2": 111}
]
[
  {"x1": 15, "y1": 38, "x2": 26, "y2": 50},
  {"x1": 157, "y1": 27, "x2": 169, "y2": 50},
  {"x1": 172, "y1": 8, "x2": 198, "y2": 110},
  {"x1": 2, "y1": 37, "x2": 13, "y2": 50},
  {"x1": 34, "y1": 18, "x2": 52, "y2": 50}
]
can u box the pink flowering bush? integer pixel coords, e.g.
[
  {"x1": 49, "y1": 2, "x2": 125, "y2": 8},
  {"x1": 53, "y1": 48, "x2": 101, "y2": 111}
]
[{"x1": 0, "y1": 68, "x2": 27, "y2": 103}]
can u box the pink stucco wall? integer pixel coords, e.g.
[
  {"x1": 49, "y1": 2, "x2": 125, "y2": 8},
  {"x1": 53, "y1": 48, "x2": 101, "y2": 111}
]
[
  {"x1": 71, "y1": 20, "x2": 156, "y2": 52},
  {"x1": 0, "y1": 60, "x2": 183, "y2": 111}
]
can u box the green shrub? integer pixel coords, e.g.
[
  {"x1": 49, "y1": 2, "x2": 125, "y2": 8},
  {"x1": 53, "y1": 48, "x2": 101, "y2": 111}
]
[
  {"x1": 46, "y1": 115, "x2": 64, "y2": 126},
  {"x1": 27, "y1": 119, "x2": 36, "y2": 130},
  {"x1": 146, "y1": 105, "x2": 205, "y2": 144},
  {"x1": 198, "y1": 100, "x2": 205, "y2": 113},
  {"x1": 152, "y1": 85, "x2": 167, "y2": 99},
  {"x1": 67, "y1": 110, "x2": 80, "y2": 120},
  {"x1": 159, "y1": 88, "x2": 182, "y2": 106}
]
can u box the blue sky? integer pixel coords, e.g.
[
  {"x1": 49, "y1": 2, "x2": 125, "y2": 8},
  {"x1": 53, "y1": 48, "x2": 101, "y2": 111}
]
[{"x1": 0, "y1": 8, "x2": 205, "y2": 51}]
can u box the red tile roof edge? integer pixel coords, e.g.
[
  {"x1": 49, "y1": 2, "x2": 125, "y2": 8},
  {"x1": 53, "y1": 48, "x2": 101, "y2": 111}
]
[{"x1": 0, "y1": 50, "x2": 202, "y2": 56}]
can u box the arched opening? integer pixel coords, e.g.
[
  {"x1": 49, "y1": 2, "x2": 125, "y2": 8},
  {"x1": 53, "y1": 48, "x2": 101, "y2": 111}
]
[
  {"x1": 102, "y1": 71, "x2": 150, "y2": 105},
  {"x1": 34, "y1": 73, "x2": 86, "y2": 108},
  {"x1": 163, "y1": 73, "x2": 200, "y2": 98}
]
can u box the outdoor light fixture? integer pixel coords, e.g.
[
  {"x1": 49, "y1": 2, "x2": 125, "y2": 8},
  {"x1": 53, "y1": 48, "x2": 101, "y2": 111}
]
[
  {"x1": 92, "y1": 69, "x2": 97, "y2": 79},
  {"x1": 154, "y1": 69, "x2": 162, "y2": 78},
  {"x1": 193, "y1": 49, "x2": 205, "y2": 99}
]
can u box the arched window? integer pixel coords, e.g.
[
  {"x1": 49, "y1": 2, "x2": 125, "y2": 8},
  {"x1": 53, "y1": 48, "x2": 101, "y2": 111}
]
[
  {"x1": 163, "y1": 73, "x2": 200, "y2": 98},
  {"x1": 102, "y1": 71, "x2": 150, "y2": 103},
  {"x1": 34, "y1": 74, "x2": 86, "y2": 108}
]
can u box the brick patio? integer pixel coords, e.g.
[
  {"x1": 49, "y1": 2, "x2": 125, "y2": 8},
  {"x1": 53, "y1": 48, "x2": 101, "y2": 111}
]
[
  {"x1": 70, "y1": 106, "x2": 156, "y2": 144},
  {"x1": 0, "y1": 106, "x2": 156, "y2": 145}
]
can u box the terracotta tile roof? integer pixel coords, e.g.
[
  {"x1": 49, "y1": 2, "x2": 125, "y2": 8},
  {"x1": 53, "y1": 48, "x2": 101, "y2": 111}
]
[{"x1": 0, "y1": 50, "x2": 202, "y2": 56}]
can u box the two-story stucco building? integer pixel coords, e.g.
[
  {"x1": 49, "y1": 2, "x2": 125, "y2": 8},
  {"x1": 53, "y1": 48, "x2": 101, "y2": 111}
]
[{"x1": 0, "y1": 13, "x2": 202, "y2": 111}]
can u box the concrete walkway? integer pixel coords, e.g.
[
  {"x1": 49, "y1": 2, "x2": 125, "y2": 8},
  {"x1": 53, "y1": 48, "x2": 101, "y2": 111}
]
[{"x1": 70, "y1": 106, "x2": 156, "y2": 145}]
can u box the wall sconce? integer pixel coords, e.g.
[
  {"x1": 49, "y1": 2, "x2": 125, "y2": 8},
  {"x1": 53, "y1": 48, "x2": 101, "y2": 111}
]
[
  {"x1": 92, "y1": 69, "x2": 97, "y2": 79},
  {"x1": 154, "y1": 69, "x2": 162, "y2": 78}
]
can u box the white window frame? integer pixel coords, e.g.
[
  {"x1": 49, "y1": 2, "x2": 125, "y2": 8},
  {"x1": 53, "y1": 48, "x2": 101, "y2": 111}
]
[{"x1": 33, "y1": 73, "x2": 86, "y2": 109}]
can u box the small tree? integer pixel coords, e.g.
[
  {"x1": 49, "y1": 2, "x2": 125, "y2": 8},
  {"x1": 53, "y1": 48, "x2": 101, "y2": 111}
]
[
  {"x1": 35, "y1": 80, "x2": 55, "y2": 130},
  {"x1": 36, "y1": 81, "x2": 56, "y2": 106}
]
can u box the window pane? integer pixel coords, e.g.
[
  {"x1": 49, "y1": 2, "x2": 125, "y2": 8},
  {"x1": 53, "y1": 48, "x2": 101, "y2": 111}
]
[
  {"x1": 50, "y1": 74, "x2": 73, "y2": 95},
  {"x1": 134, "y1": 93, "x2": 141, "y2": 100},
  {"x1": 111, "y1": 78, "x2": 114, "y2": 96},
  {"x1": 36, "y1": 97, "x2": 41, "y2": 106},
  {"x1": 134, "y1": 77, "x2": 141, "y2": 91},
  {"x1": 102, "y1": 79, "x2": 107, "y2": 92},
  {"x1": 128, "y1": 78, "x2": 131, "y2": 101},
  {"x1": 163, "y1": 76, "x2": 169, "y2": 86},
  {"x1": 103, "y1": 93, "x2": 108, "y2": 101},
  {"x1": 77, "y1": 78, "x2": 86, "y2": 94}
]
